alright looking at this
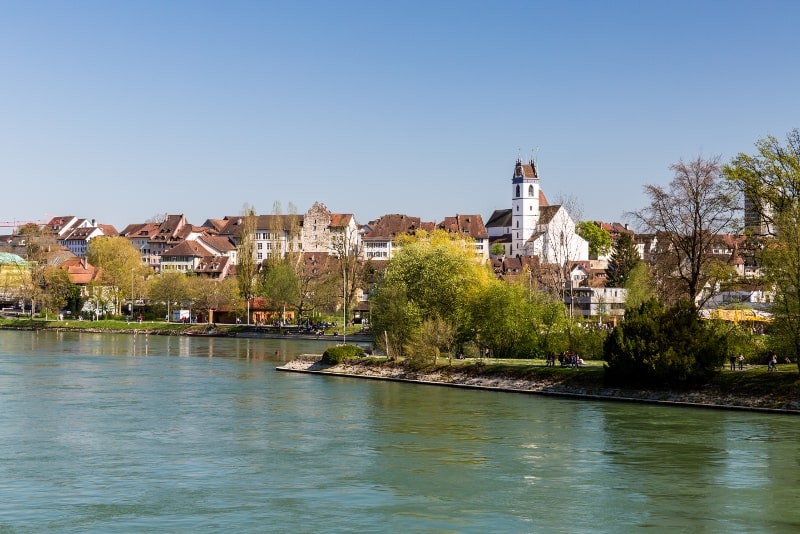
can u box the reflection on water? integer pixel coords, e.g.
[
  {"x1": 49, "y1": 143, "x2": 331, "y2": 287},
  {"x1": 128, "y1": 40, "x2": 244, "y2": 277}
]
[{"x1": 0, "y1": 330, "x2": 799, "y2": 533}]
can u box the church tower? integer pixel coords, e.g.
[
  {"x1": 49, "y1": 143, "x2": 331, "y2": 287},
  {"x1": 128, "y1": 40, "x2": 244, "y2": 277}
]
[{"x1": 511, "y1": 158, "x2": 540, "y2": 255}]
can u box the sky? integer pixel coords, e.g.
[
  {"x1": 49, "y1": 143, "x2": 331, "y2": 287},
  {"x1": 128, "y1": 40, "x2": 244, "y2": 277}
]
[{"x1": 1, "y1": 1, "x2": 798, "y2": 233}]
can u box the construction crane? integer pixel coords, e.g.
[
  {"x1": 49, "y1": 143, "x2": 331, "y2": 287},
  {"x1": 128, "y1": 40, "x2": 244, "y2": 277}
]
[{"x1": 0, "y1": 220, "x2": 48, "y2": 229}]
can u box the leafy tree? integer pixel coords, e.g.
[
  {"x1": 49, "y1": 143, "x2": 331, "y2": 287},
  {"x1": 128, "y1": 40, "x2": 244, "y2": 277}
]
[
  {"x1": 87, "y1": 236, "x2": 145, "y2": 314},
  {"x1": 603, "y1": 299, "x2": 728, "y2": 386},
  {"x1": 623, "y1": 263, "x2": 656, "y2": 311},
  {"x1": 468, "y1": 279, "x2": 539, "y2": 359},
  {"x1": 605, "y1": 233, "x2": 640, "y2": 287},
  {"x1": 723, "y1": 129, "x2": 800, "y2": 236},
  {"x1": 489, "y1": 243, "x2": 505, "y2": 257},
  {"x1": 723, "y1": 130, "x2": 800, "y2": 373},
  {"x1": 148, "y1": 270, "x2": 190, "y2": 321},
  {"x1": 40, "y1": 266, "x2": 74, "y2": 318},
  {"x1": 257, "y1": 259, "x2": 300, "y2": 323},
  {"x1": 369, "y1": 281, "x2": 421, "y2": 359},
  {"x1": 371, "y1": 230, "x2": 490, "y2": 358},
  {"x1": 630, "y1": 156, "x2": 739, "y2": 306},
  {"x1": 188, "y1": 277, "x2": 239, "y2": 323},
  {"x1": 236, "y1": 205, "x2": 258, "y2": 323},
  {"x1": 576, "y1": 221, "x2": 612, "y2": 258}
]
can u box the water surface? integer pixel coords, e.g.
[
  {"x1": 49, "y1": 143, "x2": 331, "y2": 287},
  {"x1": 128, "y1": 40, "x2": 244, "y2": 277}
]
[{"x1": 0, "y1": 330, "x2": 798, "y2": 532}]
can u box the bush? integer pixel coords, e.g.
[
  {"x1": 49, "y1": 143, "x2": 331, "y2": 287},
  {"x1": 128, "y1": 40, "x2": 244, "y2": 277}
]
[
  {"x1": 321, "y1": 344, "x2": 365, "y2": 365},
  {"x1": 603, "y1": 299, "x2": 729, "y2": 387}
]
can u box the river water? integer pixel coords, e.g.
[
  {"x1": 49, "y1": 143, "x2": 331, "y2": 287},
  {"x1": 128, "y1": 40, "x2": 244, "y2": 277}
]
[{"x1": 0, "y1": 330, "x2": 798, "y2": 533}]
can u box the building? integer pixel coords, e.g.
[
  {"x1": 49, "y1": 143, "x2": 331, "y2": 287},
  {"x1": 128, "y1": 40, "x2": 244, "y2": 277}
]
[{"x1": 486, "y1": 158, "x2": 588, "y2": 266}]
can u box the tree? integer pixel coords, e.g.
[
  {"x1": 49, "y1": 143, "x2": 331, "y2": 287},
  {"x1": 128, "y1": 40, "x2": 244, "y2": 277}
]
[
  {"x1": 257, "y1": 259, "x2": 300, "y2": 324},
  {"x1": 630, "y1": 156, "x2": 739, "y2": 307},
  {"x1": 576, "y1": 221, "x2": 612, "y2": 258},
  {"x1": 723, "y1": 129, "x2": 800, "y2": 237},
  {"x1": 148, "y1": 270, "x2": 190, "y2": 321},
  {"x1": 188, "y1": 277, "x2": 238, "y2": 324},
  {"x1": 236, "y1": 205, "x2": 258, "y2": 323},
  {"x1": 40, "y1": 266, "x2": 74, "y2": 318},
  {"x1": 468, "y1": 279, "x2": 539, "y2": 359},
  {"x1": 370, "y1": 230, "x2": 490, "y2": 357},
  {"x1": 723, "y1": 130, "x2": 800, "y2": 373},
  {"x1": 489, "y1": 243, "x2": 505, "y2": 257},
  {"x1": 623, "y1": 263, "x2": 656, "y2": 311},
  {"x1": 603, "y1": 299, "x2": 728, "y2": 386},
  {"x1": 87, "y1": 236, "x2": 145, "y2": 315},
  {"x1": 605, "y1": 233, "x2": 640, "y2": 287}
]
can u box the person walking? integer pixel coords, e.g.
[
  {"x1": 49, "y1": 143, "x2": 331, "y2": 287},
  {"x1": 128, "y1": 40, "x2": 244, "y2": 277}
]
[
  {"x1": 730, "y1": 355, "x2": 736, "y2": 371},
  {"x1": 738, "y1": 354, "x2": 744, "y2": 370}
]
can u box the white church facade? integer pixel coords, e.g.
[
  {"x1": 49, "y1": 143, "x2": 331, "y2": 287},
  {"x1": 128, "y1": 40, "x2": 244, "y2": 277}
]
[{"x1": 486, "y1": 158, "x2": 588, "y2": 266}]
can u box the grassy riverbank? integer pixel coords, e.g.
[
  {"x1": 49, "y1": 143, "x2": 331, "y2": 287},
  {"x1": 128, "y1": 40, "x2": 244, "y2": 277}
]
[{"x1": 279, "y1": 355, "x2": 800, "y2": 412}]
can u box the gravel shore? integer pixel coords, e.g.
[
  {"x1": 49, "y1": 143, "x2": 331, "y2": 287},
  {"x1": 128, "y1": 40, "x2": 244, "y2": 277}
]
[{"x1": 277, "y1": 356, "x2": 800, "y2": 414}]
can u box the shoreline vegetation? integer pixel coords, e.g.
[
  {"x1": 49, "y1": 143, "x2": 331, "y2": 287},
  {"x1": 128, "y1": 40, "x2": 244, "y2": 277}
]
[
  {"x1": 277, "y1": 355, "x2": 800, "y2": 414},
  {"x1": 2, "y1": 319, "x2": 798, "y2": 413}
]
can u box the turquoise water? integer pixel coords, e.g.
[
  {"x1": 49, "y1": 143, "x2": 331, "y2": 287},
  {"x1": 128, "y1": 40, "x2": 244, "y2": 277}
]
[{"x1": 1, "y1": 330, "x2": 799, "y2": 533}]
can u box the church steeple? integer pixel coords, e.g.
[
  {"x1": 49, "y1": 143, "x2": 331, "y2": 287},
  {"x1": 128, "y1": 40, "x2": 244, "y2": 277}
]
[{"x1": 511, "y1": 158, "x2": 540, "y2": 255}]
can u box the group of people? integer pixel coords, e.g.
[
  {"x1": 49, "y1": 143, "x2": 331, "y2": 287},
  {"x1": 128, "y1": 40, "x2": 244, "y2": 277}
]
[{"x1": 545, "y1": 352, "x2": 584, "y2": 368}]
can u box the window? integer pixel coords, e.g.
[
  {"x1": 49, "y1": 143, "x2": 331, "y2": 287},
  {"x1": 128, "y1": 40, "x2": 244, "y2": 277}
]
[
  {"x1": 516, "y1": 185, "x2": 520, "y2": 197},
  {"x1": 528, "y1": 185, "x2": 534, "y2": 196}
]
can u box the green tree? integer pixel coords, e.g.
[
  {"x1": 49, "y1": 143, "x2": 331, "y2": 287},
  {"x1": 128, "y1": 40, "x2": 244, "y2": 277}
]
[
  {"x1": 87, "y1": 236, "x2": 144, "y2": 314},
  {"x1": 603, "y1": 299, "x2": 728, "y2": 386},
  {"x1": 605, "y1": 233, "x2": 640, "y2": 287},
  {"x1": 623, "y1": 263, "x2": 656, "y2": 310},
  {"x1": 576, "y1": 221, "x2": 612, "y2": 258},
  {"x1": 188, "y1": 277, "x2": 239, "y2": 324},
  {"x1": 40, "y1": 266, "x2": 74, "y2": 318},
  {"x1": 257, "y1": 259, "x2": 300, "y2": 324},
  {"x1": 236, "y1": 205, "x2": 258, "y2": 323},
  {"x1": 148, "y1": 270, "x2": 190, "y2": 321},
  {"x1": 370, "y1": 230, "x2": 490, "y2": 358},
  {"x1": 723, "y1": 130, "x2": 800, "y2": 373},
  {"x1": 369, "y1": 281, "x2": 421, "y2": 359},
  {"x1": 489, "y1": 243, "x2": 505, "y2": 257},
  {"x1": 630, "y1": 156, "x2": 739, "y2": 306},
  {"x1": 469, "y1": 279, "x2": 539, "y2": 359}
]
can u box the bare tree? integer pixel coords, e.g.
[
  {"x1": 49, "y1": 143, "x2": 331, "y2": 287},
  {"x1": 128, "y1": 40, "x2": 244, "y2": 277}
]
[{"x1": 629, "y1": 156, "x2": 739, "y2": 307}]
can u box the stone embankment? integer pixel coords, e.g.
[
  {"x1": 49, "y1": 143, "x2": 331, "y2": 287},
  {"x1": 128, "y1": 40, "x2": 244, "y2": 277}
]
[{"x1": 277, "y1": 356, "x2": 800, "y2": 414}]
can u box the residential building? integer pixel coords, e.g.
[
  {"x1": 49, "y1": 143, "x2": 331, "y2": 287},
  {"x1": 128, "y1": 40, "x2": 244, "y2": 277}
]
[
  {"x1": 360, "y1": 214, "x2": 435, "y2": 261},
  {"x1": 437, "y1": 214, "x2": 489, "y2": 263}
]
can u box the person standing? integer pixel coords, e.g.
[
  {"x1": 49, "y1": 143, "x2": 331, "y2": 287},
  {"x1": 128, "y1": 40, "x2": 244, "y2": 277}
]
[
  {"x1": 738, "y1": 354, "x2": 744, "y2": 370},
  {"x1": 730, "y1": 355, "x2": 736, "y2": 371}
]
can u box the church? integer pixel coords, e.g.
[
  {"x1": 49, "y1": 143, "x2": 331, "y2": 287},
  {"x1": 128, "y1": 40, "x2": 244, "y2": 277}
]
[{"x1": 486, "y1": 158, "x2": 588, "y2": 266}]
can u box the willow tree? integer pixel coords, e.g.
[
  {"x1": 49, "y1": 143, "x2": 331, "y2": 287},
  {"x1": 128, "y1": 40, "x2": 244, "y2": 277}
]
[
  {"x1": 370, "y1": 229, "x2": 491, "y2": 359},
  {"x1": 630, "y1": 156, "x2": 739, "y2": 307}
]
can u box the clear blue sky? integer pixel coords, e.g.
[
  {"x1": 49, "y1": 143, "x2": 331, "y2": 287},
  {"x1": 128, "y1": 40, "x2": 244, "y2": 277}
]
[{"x1": 1, "y1": 1, "x2": 798, "y2": 231}]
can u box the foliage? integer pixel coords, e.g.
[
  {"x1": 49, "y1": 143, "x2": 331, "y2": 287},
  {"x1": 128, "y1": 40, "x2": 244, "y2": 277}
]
[
  {"x1": 370, "y1": 230, "x2": 491, "y2": 358},
  {"x1": 603, "y1": 299, "x2": 729, "y2": 386},
  {"x1": 321, "y1": 344, "x2": 365, "y2": 365},
  {"x1": 40, "y1": 266, "x2": 75, "y2": 317},
  {"x1": 490, "y1": 243, "x2": 505, "y2": 256},
  {"x1": 623, "y1": 263, "x2": 656, "y2": 310},
  {"x1": 236, "y1": 205, "x2": 259, "y2": 306},
  {"x1": 630, "y1": 156, "x2": 739, "y2": 306},
  {"x1": 605, "y1": 233, "x2": 639, "y2": 287},
  {"x1": 723, "y1": 130, "x2": 800, "y2": 374},
  {"x1": 405, "y1": 316, "x2": 456, "y2": 367},
  {"x1": 468, "y1": 279, "x2": 539, "y2": 358},
  {"x1": 257, "y1": 259, "x2": 300, "y2": 321},
  {"x1": 87, "y1": 236, "x2": 146, "y2": 314},
  {"x1": 370, "y1": 280, "x2": 422, "y2": 359},
  {"x1": 576, "y1": 221, "x2": 612, "y2": 258},
  {"x1": 188, "y1": 277, "x2": 239, "y2": 323},
  {"x1": 147, "y1": 271, "x2": 190, "y2": 318}
]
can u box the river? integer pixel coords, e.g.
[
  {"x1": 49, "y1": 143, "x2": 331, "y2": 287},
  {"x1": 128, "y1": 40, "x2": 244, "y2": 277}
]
[{"x1": 0, "y1": 330, "x2": 798, "y2": 533}]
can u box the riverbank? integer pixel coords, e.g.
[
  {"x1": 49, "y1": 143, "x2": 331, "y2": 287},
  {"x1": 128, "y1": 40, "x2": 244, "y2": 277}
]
[{"x1": 277, "y1": 355, "x2": 800, "y2": 414}]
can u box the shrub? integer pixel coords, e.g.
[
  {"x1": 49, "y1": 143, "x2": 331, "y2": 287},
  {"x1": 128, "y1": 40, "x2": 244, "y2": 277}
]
[
  {"x1": 321, "y1": 344, "x2": 365, "y2": 365},
  {"x1": 603, "y1": 299, "x2": 729, "y2": 387}
]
